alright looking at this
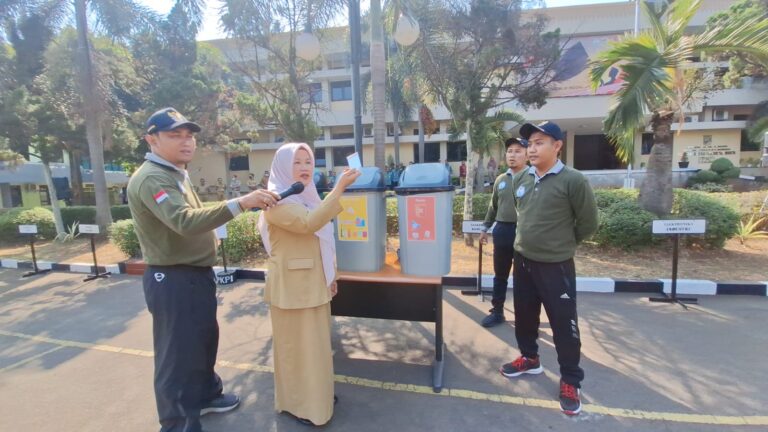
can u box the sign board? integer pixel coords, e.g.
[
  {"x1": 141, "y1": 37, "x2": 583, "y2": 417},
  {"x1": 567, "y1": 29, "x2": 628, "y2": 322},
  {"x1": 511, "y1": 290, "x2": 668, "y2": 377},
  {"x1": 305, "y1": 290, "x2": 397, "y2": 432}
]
[
  {"x1": 652, "y1": 219, "x2": 706, "y2": 235},
  {"x1": 337, "y1": 196, "x2": 369, "y2": 241},
  {"x1": 215, "y1": 224, "x2": 228, "y2": 240},
  {"x1": 406, "y1": 196, "x2": 436, "y2": 242},
  {"x1": 79, "y1": 224, "x2": 100, "y2": 234},
  {"x1": 216, "y1": 270, "x2": 237, "y2": 285},
  {"x1": 462, "y1": 221, "x2": 492, "y2": 234},
  {"x1": 18, "y1": 225, "x2": 38, "y2": 234}
]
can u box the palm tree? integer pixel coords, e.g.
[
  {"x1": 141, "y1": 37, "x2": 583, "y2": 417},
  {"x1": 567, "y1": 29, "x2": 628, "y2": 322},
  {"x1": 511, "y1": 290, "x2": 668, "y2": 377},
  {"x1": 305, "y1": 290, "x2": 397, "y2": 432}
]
[{"x1": 590, "y1": 0, "x2": 768, "y2": 215}]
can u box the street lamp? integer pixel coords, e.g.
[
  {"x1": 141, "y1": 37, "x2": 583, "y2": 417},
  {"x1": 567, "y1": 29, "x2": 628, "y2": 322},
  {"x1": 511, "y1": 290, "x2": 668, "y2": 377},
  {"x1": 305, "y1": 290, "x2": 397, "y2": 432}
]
[
  {"x1": 393, "y1": 14, "x2": 420, "y2": 46},
  {"x1": 296, "y1": 32, "x2": 321, "y2": 61}
]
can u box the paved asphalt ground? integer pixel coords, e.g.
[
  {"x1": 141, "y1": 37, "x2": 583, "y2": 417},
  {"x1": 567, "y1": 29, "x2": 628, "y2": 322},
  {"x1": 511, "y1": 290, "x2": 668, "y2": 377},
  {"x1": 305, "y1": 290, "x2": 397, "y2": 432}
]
[{"x1": 0, "y1": 269, "x2": 766, "y2": 432}]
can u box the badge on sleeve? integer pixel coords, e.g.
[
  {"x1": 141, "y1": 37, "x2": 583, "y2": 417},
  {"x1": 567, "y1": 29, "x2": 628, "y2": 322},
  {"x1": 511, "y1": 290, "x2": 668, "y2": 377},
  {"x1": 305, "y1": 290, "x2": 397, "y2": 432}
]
[
  {"x1": 516, "y1": 185, "x2": 526, "y2": 198},
  {"x1": 153, "y1": 190, "x2": 169, "y2": 204},
  {"x1": 499, "y1": 181, "x2": 506, "y2": 190}
]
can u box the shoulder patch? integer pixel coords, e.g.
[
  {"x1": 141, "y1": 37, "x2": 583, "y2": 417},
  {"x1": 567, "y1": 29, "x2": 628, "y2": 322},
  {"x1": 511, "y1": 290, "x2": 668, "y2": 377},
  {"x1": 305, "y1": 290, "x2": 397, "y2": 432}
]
[{"x1": 153, "y1": 190, "x2": 169, "y2": 204}]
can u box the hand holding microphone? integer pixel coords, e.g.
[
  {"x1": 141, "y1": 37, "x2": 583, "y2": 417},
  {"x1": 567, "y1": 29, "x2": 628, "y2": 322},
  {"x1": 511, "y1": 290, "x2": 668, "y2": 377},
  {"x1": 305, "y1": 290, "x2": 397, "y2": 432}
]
[{"x1": 241, "y1": 182, "x2": 306, "y2": 211}]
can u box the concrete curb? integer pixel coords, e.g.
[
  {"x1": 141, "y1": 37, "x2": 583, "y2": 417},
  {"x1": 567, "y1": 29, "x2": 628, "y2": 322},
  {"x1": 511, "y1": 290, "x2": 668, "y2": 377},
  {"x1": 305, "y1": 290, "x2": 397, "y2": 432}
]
[{"x1": 1, "y1": 259, "x2": 766, "y2": 296}]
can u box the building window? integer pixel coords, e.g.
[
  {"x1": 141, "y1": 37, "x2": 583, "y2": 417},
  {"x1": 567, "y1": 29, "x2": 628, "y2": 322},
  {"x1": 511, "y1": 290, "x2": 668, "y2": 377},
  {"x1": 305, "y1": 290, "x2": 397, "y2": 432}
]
[
  {"x1": 327, "y1": 53, "x2": 349, "y2": 70},
  {"x1": 446, "y1": 141, "x2": 467, "y2": 162},
  {"x1": 39, "y1": 185, "x2": 51, "y2": 206},
  {"x1": 734, "y1": 114, "x2": 749, "y2": 121},
  {"x1": 315, "y1": 148, "x2": 327, "y2": 167},
  {"x1": 331, "y1": 81, "x2": 353, "y2": 101},
  {"x1": 229, "y1": 155, "x2": 250, "y2": 171},
  {"x1": 641, "y1": 133, "x2": 654, "y2": 155},
  {"x1": 413, "y1": 142, "x2": 440, "y2": 163},
  {"x1": 741, "y1": 130, "x2": 761, "y2": 151},
  {"x1": 332, "y1": 146, "x2": 355, "y2": 166},
  {"x1": 302, "y1": 83, "x2": 323, "y2": 103}
]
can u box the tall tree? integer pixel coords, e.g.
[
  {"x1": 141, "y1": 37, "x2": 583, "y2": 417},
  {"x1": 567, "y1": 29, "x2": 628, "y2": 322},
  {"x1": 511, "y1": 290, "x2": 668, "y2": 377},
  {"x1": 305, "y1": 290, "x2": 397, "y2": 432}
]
[
  {"x1": 409, "y1": 0, "x2": 559, "y2": 244},
  {"x1": 371, "y1": 0, "x2": 387, "y2": 170},
  {"x1": 219, "y1": 0, "x2": 346, "y2": 148},
  {"x1": 590, "y1": 0, "x2": 768, "y2": 215}
]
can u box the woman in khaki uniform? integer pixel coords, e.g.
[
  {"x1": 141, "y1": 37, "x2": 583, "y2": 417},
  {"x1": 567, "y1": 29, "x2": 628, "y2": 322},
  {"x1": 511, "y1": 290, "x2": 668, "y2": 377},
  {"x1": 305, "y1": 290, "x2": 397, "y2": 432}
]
[{"x1": 258, "y1": 143, "x2": 360, "y2": 426}]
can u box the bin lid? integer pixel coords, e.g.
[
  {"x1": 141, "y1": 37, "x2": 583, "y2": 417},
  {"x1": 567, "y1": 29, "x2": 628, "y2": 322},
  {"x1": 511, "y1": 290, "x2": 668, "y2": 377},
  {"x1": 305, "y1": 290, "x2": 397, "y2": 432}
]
[
  {"x1": 345, "y1": 166, "x2": 386, "y2": 192},
  {"x1": 394, "y1": 163, "x2": 455, "y2": 195}
]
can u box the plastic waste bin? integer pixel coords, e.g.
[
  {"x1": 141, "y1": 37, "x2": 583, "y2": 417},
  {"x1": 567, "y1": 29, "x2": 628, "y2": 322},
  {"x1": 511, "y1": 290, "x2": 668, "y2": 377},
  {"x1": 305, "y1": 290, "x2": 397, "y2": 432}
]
[
  {"x1": 394, "y1": 163, "x2": 455, "y2": 276},
  {"x1": 334, "y1": 167, "x2": 387, "y2": 272}
]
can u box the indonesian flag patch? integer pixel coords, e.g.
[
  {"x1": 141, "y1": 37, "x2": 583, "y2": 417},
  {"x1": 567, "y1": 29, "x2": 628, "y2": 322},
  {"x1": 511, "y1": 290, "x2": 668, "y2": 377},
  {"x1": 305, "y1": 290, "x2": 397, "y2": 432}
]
[{"x1": 153, "y1": 190, "x2": 169, "y2": 204}]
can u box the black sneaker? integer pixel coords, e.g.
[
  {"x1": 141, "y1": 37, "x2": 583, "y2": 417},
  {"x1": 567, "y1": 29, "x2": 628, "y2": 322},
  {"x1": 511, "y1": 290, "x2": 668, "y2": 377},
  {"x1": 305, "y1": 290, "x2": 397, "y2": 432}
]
[
  {"x1": 201, "y1": 393, "x2": 240, "y2": 416},
  {"x1": 481, "y1": 310, "x2": 505, "y2": 327},
  {"x1": 559, "y1": 380, "x2": 582, "y2": 416},
  {"x1": 500, "y1": 355, "x2": 543, "y2": 377}
]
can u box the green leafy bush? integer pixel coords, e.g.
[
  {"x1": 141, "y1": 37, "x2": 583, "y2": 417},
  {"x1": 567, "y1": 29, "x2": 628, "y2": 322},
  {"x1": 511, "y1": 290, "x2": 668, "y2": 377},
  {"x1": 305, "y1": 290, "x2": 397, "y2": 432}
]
[
  {"x1": 593, "y1": 199, "x2": 657, "y2": 249},
  {"x1": 108, "y1": 219, "x2": 141, "y2": 258},
  {"x1": 709, "y1": 157, "x2": 735, "y2": 175},
  {"x1": 688, "y1": 170, "x2": 723, "y2": 186},
  {"x1": 593, "y1": 188, "x2": 637, "y2": 209},
  {"x1": 60, "y1": 205, "x2": 133, "y2": 228},
  {"x1": 721, "y1": 167, "x2": 741, "y2": 179},
  {"x1": 689, "y1": 182, "x2": 732, "y2": 193},
  {"x1": 111, "y1": 205, "x2": 132, "y2": 221},
  {"x1": 219, "y1": 212, "x2": 262, "y2": 263},
  {"x1": 453, "y1": 193, "x2": 492, "y2": 220},
  {"x1": 0, "y1": 207, "x2": 56, "y2": 242},
  {"x1": 673, "y1": 190, "x2": 740, "y2": 248}
]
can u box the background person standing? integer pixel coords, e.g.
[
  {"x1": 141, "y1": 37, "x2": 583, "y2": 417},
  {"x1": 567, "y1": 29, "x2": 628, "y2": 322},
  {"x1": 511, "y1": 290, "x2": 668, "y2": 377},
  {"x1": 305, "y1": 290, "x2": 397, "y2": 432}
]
[
  {"x1": 479, "y1": 137, "x2": 529, "y2": 327},
  {"x1": 128, "y1": 107, "x2": 279, "y2": 432},
  {"x1": 500, "y1": 121, "x2": 598, "y2": 416}
]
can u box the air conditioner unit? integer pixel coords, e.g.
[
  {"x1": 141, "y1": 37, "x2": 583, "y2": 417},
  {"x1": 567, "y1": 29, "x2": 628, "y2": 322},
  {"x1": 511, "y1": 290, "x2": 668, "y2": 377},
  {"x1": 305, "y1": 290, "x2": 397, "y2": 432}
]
[
  {"x1": 713, "y1": 110, "x2": 729, "y2": 121},
  {"x1": 363, "y1": 127, "x2": 373, "y2": 137},
  {"x1": 683, "y1": 115, "x2": 699, "y2": 123}
]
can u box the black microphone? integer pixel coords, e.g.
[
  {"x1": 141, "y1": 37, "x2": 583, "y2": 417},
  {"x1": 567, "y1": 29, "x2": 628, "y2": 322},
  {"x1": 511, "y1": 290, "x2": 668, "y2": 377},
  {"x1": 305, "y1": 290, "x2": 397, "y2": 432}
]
[
  {"x1": 251, "y1": 182, "x2": 305, "y2": 211},
  {"x1": 279, "y1": 181, "x2": 305, "y2": 199}
]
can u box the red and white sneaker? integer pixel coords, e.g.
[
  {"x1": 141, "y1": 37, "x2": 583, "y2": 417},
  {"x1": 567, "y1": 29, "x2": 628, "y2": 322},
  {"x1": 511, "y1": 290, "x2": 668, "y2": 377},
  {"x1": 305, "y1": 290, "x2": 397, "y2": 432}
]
[
  {"x1": 559, "y1": 380, "x2": 581, "y2": 416},
  {"x1": 500, "y1": 355, "x2": 544, "y2": 377}
]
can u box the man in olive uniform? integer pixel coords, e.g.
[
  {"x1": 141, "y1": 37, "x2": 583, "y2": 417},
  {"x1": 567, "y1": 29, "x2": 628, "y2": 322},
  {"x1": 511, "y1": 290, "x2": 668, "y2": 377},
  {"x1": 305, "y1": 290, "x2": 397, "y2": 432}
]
[
  {"x1": 499, "y1": 121, "x2": 598, "y2": 416},
  {"x1": 478, "y1": 137, "x2": 529, "y2": 327},
  {"x1": 129, "y1": 107, "x2": 279, "y2": 432}
]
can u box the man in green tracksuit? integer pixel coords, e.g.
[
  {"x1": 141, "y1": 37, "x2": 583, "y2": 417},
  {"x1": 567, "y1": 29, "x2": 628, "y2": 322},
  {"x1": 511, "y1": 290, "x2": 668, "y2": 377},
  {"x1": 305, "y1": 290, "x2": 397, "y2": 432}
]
[
  {"x1": 478, "y1": 137, "x2": 529, "y2": 327},
  {"x1": 129, "y1": 107, "x2": 279, "y2": 432},
  {"x1": 498, "y1": 121, "x2": 598, "y2": 416}
]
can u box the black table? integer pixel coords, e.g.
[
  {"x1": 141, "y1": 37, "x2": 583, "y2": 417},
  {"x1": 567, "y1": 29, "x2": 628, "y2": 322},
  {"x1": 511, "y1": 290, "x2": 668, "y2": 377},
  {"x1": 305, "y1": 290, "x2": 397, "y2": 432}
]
[{"x1": 332, "y1": 260, "x2": 445, "y2": 393}]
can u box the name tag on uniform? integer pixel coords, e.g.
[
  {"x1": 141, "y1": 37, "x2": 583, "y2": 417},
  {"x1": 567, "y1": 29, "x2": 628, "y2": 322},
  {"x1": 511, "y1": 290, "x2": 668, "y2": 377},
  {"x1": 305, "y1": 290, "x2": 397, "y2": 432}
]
[
  {"x1": 499, "y1": 181, "x2": 506, "y2": 190},
  {"x1": 516, "y1": 185, "x2": 526, "y2": 198}
]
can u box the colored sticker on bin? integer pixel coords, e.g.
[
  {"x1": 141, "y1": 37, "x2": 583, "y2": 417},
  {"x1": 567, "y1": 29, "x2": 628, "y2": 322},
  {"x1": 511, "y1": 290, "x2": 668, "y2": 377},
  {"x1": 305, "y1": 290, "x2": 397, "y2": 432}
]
[
  {"x1": 337, "y1": 196, "x2": 369, "y2": 241},
  {"x1": 406, "y1": 196, "x2": 436, "y2": 242}
]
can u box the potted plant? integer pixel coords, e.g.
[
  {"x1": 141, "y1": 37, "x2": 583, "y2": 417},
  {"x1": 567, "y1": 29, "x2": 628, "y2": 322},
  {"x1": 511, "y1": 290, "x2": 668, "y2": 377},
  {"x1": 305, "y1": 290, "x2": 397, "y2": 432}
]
[{"x1": 678, "y1": 152, "x2": 689, "y2": 168}]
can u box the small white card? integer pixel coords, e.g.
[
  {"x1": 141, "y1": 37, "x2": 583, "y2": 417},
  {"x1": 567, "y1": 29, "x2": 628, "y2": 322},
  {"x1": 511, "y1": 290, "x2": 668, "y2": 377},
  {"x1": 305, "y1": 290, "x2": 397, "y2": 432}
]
[
  {"x1": 18, "y1": 225, "x2": 38, "y2": 234},
  {"x1": 79, "y1": 224, "x2": 100, "y2": 234},
  {"x1": 346, "y1": 152, "x2": 362, "y2": 169},
  {"x1": 215, "y1": 224, "x2": 228, "y2": 239}
]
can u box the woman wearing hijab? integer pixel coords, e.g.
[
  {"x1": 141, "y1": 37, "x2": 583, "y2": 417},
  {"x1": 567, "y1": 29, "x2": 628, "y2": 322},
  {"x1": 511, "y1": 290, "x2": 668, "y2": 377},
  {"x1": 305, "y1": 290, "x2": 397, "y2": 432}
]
[{"x1": 258, "y1": 143, "x2": 360, "y2": 426}]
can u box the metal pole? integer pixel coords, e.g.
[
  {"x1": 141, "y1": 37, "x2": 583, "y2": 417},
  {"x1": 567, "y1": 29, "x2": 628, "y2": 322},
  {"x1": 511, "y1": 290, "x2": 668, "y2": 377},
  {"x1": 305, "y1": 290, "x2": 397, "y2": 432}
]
[
  {"x1": 30, "y1": 235, "x2": 39, "y2": 273},
  {"x1": 671, "y1": 234, "x2": 679, "y2": 300},
  {"x1": 350, "y1": 0, "x2": 363, "y2": 159},
  {"x1": 91, "y1": 235, "x2": 98, "y2": 274}
]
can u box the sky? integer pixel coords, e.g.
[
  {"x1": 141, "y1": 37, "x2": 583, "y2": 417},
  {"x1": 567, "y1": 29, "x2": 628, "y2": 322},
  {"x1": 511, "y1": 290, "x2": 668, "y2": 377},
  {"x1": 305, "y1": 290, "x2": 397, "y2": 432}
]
[{"x1": 137, "y1": 0, "x2": 627, "y2": 41}]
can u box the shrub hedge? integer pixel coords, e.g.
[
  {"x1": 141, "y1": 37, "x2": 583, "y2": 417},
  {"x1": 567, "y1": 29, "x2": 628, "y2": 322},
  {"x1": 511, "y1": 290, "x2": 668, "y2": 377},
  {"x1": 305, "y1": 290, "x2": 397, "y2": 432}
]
[
  {"x1": 219, "y1": 211, "x2": 263, "y2": 263},
  {"x1": 108, "y1": 219, "x2": 141, "y2": 258},
  {"x1": 673, "y1": 189, "x2": 740, "y2": 248},
  {"x1": 0, "y1": 207, "x2": 57, "y2": 242}
]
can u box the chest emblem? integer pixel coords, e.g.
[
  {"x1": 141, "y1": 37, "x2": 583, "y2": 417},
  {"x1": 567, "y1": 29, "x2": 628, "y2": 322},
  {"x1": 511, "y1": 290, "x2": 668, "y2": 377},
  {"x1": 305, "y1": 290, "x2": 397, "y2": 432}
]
[{"x1": 516, "y1": 185, "x2": 526, "y2": 198}]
